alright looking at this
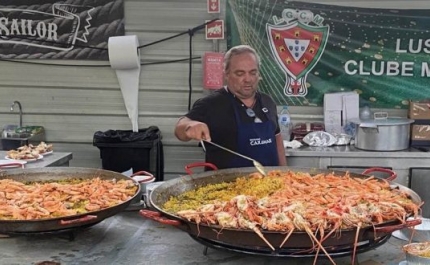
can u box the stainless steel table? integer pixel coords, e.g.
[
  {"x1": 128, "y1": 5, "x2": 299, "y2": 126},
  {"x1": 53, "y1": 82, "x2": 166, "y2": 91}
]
[
  {"x1": 287, "y1": 145, "x2": 430, "y2": 158},
  {"x1": 286, "y1": 146, "x2": 430, "y2": 186},
  {"x1": 0, "y1": 151, "x2": 73, "y2": 169}
]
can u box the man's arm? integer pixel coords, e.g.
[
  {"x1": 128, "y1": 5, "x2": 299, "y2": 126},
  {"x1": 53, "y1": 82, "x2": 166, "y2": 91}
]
[{"x1": 275, "y1": 133, "x2": 287, "y2": 166}]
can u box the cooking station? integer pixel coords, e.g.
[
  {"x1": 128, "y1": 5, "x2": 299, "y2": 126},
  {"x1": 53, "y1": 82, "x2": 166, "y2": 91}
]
[
  {"x1": 0, "y1": 148, "x2": 425, "y2": 265},
  {"x1": 0, "y1": 210, "x2": 413, "y2": 265}
]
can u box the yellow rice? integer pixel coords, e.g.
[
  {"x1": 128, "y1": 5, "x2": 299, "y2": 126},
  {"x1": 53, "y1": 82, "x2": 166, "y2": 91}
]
[{"x1": 163, "y1": 175, "x2": 284, "y2": 213}]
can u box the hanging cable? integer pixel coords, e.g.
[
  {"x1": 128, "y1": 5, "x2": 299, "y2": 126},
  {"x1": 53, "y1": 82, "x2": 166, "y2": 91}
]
[
  {"x1": 138, "y1": 18, "x2": 218, "y2": 49},
  {"x1": 184, "y1": 18, "x2": 219, "y2": 110},
  {"x1": 0, "y1": 56, "x2": 201, "y2": 67},
  {"x1": 188, "y1": 29, "x2": 194, "y2": 111},
  {"x1": 142, "y1": 56, "x2": 201, "y2": 66},
  {"x1": 138, "y1": 31, "x2": 189, "y2": 49}
]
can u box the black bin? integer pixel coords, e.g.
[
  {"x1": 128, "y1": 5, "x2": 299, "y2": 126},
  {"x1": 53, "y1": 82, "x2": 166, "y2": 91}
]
[{"x1": 93, "y1": 126, "x2": 164, "y2": 181}]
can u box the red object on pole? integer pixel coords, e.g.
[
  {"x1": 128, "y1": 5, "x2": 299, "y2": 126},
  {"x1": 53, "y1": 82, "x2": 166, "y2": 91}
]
[
  {"x1": 205, "y1": 20, "x2": 224, "y2": 40},
  {"x1": 203, "y1": 52, "x2": 224, "y2": 89},
  {"x1": 207, "y1": 0, "x2": 220, "y2": 13}
]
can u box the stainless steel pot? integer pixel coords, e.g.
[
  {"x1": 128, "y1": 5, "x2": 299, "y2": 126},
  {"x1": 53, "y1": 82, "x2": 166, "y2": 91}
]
[
  {"x1": 351, "y1": 112, "x2": 414, "y2": 151},
  {"x1": 403, "y1": 242, "x2": 430, "y2": 264},
  {"x1": 399, "y1": 217, "x2": 430, "y2": 242}
]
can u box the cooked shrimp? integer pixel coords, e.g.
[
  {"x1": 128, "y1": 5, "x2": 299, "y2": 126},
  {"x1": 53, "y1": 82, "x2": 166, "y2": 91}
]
[{"x1": 0, "y1": 178, "x2": 138, "y2": 220}]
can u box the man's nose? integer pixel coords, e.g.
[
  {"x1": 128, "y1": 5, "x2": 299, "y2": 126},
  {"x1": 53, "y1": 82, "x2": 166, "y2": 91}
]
[{"x1": 243, "y1": 73, "x2": 253, "y2": 82}]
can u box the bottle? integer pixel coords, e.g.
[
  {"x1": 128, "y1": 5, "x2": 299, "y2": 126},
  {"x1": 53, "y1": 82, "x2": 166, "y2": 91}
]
[
  {"x1": 278, "y1": 106, "x2": 293, "y2": 141},
  {"x1": 359, "y1": 104, "x2": 372, "y2": 120}
]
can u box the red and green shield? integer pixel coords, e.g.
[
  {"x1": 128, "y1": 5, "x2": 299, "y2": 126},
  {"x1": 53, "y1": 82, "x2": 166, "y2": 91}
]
[{"x1": 266, "y1": 22, "x2": 329, "y2": 80}]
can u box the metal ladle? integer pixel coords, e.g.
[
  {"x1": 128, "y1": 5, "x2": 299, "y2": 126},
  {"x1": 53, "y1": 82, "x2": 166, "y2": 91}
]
[{"x1": 202, "y1": 140, "x2": 267, "y2": 176}]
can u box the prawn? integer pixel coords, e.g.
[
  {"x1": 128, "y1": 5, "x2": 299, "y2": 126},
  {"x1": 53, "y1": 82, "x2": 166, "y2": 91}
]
[
  {"x1": 166, "y1": 169, "x2": 422, "y2": 264},
  {"x1": 237, "y1": 214, "x2": 274, "y2": 251}
]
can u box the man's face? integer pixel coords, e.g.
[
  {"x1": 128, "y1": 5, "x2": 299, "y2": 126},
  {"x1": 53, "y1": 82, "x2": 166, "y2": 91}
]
[{"x1": 225, "y1": 52, "x2": 260, "y2": 100}]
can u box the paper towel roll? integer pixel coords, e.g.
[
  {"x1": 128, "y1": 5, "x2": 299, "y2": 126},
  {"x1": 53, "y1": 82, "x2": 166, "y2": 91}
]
[{"x1": 108, "y1": 35, "x2": 141, "y2": 132}]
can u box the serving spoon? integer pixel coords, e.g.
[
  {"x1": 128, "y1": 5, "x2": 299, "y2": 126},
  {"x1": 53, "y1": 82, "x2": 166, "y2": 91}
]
[{"x1": 202, "y1": 140, "x2": 267, "y2": 176}]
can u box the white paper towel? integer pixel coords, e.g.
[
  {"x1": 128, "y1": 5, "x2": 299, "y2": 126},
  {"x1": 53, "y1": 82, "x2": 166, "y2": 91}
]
[{"x1": 108, "y1": 35, "x2": 141, "y2": 132}]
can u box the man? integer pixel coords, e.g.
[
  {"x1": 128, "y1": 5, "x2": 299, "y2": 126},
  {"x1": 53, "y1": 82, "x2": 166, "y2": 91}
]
[{"x1": 175, "y1": 44, "x2": 287, "y2": 169}]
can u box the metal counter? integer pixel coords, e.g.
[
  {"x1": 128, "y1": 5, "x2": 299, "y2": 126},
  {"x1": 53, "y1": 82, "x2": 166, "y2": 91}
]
[
  {"x1": 287, "y1": 146, "x2": 430, "y2": 158},
  {"x1": 0, "y1": 151, "x2": 73, "y2": 169},
  {"x1": 285, "y1": 146, "x2": 430, "y2": 186}
]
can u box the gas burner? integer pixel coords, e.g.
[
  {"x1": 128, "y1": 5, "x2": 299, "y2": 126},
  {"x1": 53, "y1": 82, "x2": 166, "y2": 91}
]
[
  {"x1": 2, "y1": 223, "x2": 98, "y2": 241},
  {"x1": 190, "y1": 235, "x2": 391, "y2": 258}
]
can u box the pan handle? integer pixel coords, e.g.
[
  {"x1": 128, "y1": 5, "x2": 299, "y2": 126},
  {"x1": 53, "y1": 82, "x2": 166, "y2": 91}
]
[
  {"x1": 131, "y1": 170, "x2": 154, "y2": 178},
  {"x1": 60, "y1": 215, "x2": 98, "y2": 225},
  {"x1": 0, "y1": 163, "x2": 25, "y2": 169},
  {"x1": 131, "y1": 170, "x2": 155, "y2": 183},
  {"x1": 139, "y1": 209, "x2": 182, "y2": 226},
  {"x1": 362, "y1": 167, "x2": 397, "y2": 181},
  {"x1": 184, "y1": 162, "x2": 218, "y2": 175},
  {"x1": 373, "y1": 218, "x2": 422, "y2": 234}
]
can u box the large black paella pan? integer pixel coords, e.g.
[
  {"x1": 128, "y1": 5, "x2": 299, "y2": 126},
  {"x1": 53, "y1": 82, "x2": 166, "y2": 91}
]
[
  {"x1": 0, "y1": 167, "x2": 140, "y2": 233},
  {"x1": 140, "y1": 166, "x2": 422, "y2": 250}
]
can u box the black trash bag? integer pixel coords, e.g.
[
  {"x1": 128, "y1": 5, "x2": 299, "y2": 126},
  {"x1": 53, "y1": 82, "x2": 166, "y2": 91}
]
[
  {"x1": 93, "y1": 126, "x2": 164, "y2": 181},
  {"x1": 93, "y1": 126, "x2": 160, "y2": 144}
]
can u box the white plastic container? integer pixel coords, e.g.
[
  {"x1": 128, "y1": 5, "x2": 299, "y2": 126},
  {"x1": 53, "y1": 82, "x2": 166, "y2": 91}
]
[
  {"x1": 131, "y1": 171, "x2": 155, "y2": 196},
  {"x1": 359, "y1": 104, "x2": 372, "y2": 120},
  {"x1": 278, "y1": 106, "x2": 293, "y2": 141}
]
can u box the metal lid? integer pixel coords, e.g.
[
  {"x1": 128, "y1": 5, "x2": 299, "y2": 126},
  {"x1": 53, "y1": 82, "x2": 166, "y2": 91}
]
[{"x1": 350, "y1": 112, "x2": 414, "y2": 126}]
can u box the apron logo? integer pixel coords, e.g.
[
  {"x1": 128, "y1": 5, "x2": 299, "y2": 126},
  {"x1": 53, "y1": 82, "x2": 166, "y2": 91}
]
[
  {"x1": 266, "y1": 9, "x2": 329, "y2": 97},
  {"x1": 250, "y1": 138, "x2": 272, "y2": 146}
]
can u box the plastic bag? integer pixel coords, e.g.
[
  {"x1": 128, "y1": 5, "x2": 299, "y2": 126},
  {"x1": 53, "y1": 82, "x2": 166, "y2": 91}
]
[
  {"x1": 303, "y1": 131, "x2": 337, "y2": 147},
  {"x1": 93, "y1": 126, "x2": 160, "y2": 143}
]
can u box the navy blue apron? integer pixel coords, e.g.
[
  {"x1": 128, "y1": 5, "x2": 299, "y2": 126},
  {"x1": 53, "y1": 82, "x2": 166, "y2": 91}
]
[{"x1": 228, "y1": 95, "x2": 279, "y2": 168}]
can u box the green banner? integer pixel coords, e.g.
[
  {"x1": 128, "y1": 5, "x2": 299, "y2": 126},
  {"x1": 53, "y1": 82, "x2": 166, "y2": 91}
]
[{"x1": 226, "y1": 0, "x2": 430, "y2": 108}]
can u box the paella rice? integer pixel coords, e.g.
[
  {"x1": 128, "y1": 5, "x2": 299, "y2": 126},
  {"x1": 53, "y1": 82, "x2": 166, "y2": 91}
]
[{"x1": 163, "y1": 173, "x2": 284, "y2": 213}]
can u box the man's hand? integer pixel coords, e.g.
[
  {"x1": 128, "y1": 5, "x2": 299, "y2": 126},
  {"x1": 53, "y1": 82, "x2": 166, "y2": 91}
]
[
  {"x1": 175, "y1": 117, "x2": 211, "y2": 142},
  {"x1": 184, "y1": 121, "x2": 211, "y2": 141}
]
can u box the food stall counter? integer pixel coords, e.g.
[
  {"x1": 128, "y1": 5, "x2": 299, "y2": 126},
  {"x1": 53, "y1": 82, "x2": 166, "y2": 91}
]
[
  {"x1": 0, "y1": 150, "x2": 73, "y2": 168},
  {"x1": 286, "y1": 145, "x2": 430, "y2": 187}
]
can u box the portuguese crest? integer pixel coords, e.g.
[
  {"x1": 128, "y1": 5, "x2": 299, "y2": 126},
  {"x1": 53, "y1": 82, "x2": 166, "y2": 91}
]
[{"x1": 266, "y1": 9, "x2": 329, "y2": 97}]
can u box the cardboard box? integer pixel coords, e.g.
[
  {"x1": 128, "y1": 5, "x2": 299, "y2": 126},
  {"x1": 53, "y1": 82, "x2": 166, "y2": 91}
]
[
  {"x1": 324, "y1": 92, "x2": 359, "y2": 134},
  {"x1": 411, "y1": 124, "x2": 430, "y2": 140},
  {"x1": 410, "y1": 123, "x2": 430, "y2": 147},
  {"x1": 409, "y1": 100, "x2": 430, "y2": 120},
  {"x1": 411, "y1": 139, "x2": 430, "y2": 147}
]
